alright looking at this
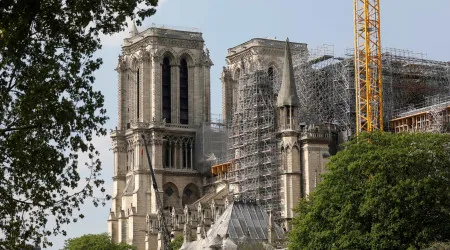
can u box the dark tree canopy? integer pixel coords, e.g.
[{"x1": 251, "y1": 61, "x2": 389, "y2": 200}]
[
  {"x1": 0, "y1": 0, "x2": 157, "y2": 248},
  {"x1": 289, "y1": 132, "x2": 450, "y2": 250},
  {"x1": 63, "y1": 233, "x2": 136, "y2": 250}
]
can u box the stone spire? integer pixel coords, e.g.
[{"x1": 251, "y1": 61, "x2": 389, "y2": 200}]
[
  {"x1": 276, "y1": 38, "x2": 299, "y2": 107},
  {"x1": 129, "y1": 21, "x2": 138, "y2": 37}
]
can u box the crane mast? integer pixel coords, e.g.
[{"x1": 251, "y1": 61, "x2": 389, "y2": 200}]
[
  {"x1": 141, "y1": 134, "x2": 171, "y2": 250},
  {"x1": 354, "y1": 0, "x2": 383, "y2": 133}
]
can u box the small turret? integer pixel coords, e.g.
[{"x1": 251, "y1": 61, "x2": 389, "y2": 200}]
[
  {"x1": 277, "y1": 38, "x2": 299, "y2": 108},
  {"x1": 277, "y1": 38, "x2": 300, "y2": 131},
  {"x1": 129, "y1": 21, "x2": 138, "y2": 37}
]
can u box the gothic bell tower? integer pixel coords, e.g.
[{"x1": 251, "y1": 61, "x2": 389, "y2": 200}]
[{"x1": 108, "y1": 24, "x2": 213, "y2": 250}]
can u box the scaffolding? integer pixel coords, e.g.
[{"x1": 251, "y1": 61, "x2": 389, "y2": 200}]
[
  {"x1": 294, "y1": 45, "x2": 354, "y2": 136},
  {"x1": 292, "y1": 46, "x2": 450, "y2": 136},
  {"x1": 196, "y1": 119, "x2": 228, "y2": 174},
  {"x1": 390, "y1": 94, "x2": 450, "y2": 133},
  {"x1": 381, "y1": 47, "x2": 450, "y2": 130},
  {"x1": 228, "y1": 70, "x2": 279, "y2": 217},
  {"x1": 219, "y1": 44, "x2": 449, "y2": 222}
]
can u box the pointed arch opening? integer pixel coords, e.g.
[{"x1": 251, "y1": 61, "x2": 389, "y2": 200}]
[
  {"x1": 162, "y1": 56, "x2": 171, "y2": 123},
  {"x1": 179, "y1": 58, "x2": 189, "y2": 124},
  {"x1": 163, "y1": 182, "x2": 180, "y2": 210},
  {"x1": 182, "y1": 183, "x2": 200, "y2": 207},
  {"x1": 136, "y1": 68, "x2": 140, "y2": 119},
  {"x1": 268, "y1": 66, "x2": 274, "y2": 82}
]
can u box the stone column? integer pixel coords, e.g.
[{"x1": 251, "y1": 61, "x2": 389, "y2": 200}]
[
  {"x1": 117, "y1": 58, "x2": 128, "y2": 130},
  {"x1": 194, "y1": 65, "x2": 204, "y2": 125},
  {"x1": 142, "y1": 52, "x2": 152, "y2": 122},
  {"x1": 169, "y1": 141, "x2": 173, "y2": 168},
  {"x1": 171, "y1": 64, "x2": 180, "y2": 124},
  {"x1": 175, "y1": 142, "x2": 180, "y2": 169},
  {"x1": 188, "y1": 65, "x2": 195, "y2": 125},
  {"x1": 136, "y1": 60, "x2": 142, "y2": 122},
  {"x1": 190, "y1": 143, "x2": 193, "y2": 170},
  {"x1": 220, "y1": 67, "x2": 233, "y2": 124},
  {"x1": 203, "y1": 64, "x2": 211, "y2": 123},
  {"x1": 179, "y1": 143, "x2": 183, "y2": 169},
  {"x1": 112, "y1": 138, "x2": 127, "y2": 215},
  {"x1": 128, "y1": 66, "x2": 136, "y2": 123},
  {"x1": 157, "y1": 231, "x2": 165, "y2": 250},
  {"x1": 151, "y1": 55, "x2": 161, "y2": 121},
  {"x1": 117, "y1": 210, "x2": 127, "y2": 243}
]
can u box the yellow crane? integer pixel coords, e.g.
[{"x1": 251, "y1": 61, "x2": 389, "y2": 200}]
[{"x1": 353, "y1": 0, "x2": 383, "y2": 133}]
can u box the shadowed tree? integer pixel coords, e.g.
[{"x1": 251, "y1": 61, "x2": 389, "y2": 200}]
[
  {"x1": 63, "y1": 233, "x2": 136, "y2": 250},
  {"x1": 167, "y1": 235, "x2": 183, "y2": 250},
  {"x1": 289, "y1": 132, "x2": 450, "y2": 250},
  {"x1": 0, "y1": 0, "x2": 158, "y2": 248}
]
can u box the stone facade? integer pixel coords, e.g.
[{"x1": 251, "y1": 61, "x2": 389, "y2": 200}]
[
  {"x1": 221, "y1": 38, "x2": 307, "y2": 124},
  {"x1": 221, "y1": 38, "x2": 333, "y2": 230},
  {"x1": 109, "y1": 26, "x2": 335, "y2": 249},
  {"x1": 108, "y1": 24, "x2": 213, "y2": 250}
]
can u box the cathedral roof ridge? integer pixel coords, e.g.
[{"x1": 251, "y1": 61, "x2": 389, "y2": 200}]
[
  {"x1": 145, "y1": 23, "x2": 201, "y2": 33},
  {"x1": 123, "y1": 23, "x2": 204, "y2": 47},
  {"x1": 227, "y1": 37, "x2": 307, "y2": 56}
]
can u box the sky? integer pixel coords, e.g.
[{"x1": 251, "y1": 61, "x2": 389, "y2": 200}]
[{"x1": 48, "y1": 0, "x2": 450, "y2": 248}]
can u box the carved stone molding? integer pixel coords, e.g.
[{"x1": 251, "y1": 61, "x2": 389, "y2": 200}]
[
  {"x1": 123, "y1": 37, "x2": 203, "y2": 54},
  {"x1": 139, "y1": 51, "x2": 151, "y2": 63},
  {"x1": 112, "y1": 139, "x2": 127, "y2": 152},
  {"x1": 116, "y1": 55, "x2": 128, "y2": 71}
]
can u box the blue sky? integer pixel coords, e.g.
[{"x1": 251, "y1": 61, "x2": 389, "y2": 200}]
[{"x1": 48, "y1": 0, "x2": 450, "y2": 248}]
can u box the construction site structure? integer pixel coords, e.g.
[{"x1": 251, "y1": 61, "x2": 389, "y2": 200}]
[
  {"x1": 219, "y1": 38, "x2": 450, "y2": 225},
  {"x1": 109, "y1": 24, "x2": 450, "y2": 250},
  {"x1": 219, "y1": 39, "x2": 335, "y2": 229},
  {"x1": 228, "y1": 70, "x2": 279, "y2": 215},
  {"x1": 221, "y1": 38, "x2": 308, "y2": 125},
  {"x1": 390, "y1": 94, "x2": 450, "y2": 133},
  {"x1": 294, "y1": 45, "x2": 354, "y2": 140},
  {"x1": 381, "y1": 48, "x2": 450, "y2": 131},
  {"x1": 292, "y1": 46, "x2": 450, "y2": 137},
  {"x1": 353, "y1": 0, "x2": 384, "y2": 132}
]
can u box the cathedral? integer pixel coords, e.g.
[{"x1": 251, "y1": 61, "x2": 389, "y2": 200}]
[{"x1": 108, "y1": 24, "x2": 335, "y2": 250}]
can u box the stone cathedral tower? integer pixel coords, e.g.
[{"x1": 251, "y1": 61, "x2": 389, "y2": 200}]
[{"x1": 108, "y1": 24, "x2": 212, "y2": 250}]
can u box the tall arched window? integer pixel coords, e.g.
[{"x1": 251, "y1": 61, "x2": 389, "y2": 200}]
[
  {"x1": 268, "y1": 67, "x2": 274, "y2": 82},
  {"x1": 162, "y1": 57, "x2": 171, "y2": 123},
  {"x1": 179, "y1": 59, "x2": 189, "y2": 124},
  {"x1": 268, "y1": 66, "x2": 281, "y2": 95},
  {"x1": 136, "y1": 68, "x2": 140, "y2": 119}
]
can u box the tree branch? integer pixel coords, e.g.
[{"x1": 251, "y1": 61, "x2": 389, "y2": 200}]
[{"x1": 0, "y1": 125, "x2": 39, "y2": 133}]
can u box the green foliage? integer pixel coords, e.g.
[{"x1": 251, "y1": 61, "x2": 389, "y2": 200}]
[
  {"x1": 0, "y1": 0, "x2": 157, "y2": 248},
  {"x1": 424, "y1": 242, "x2": 450, "y2": 250},
  {"x1": 167, "y1": 235, "x2": 183, "y2": 250},
  {"x1": 63, "y1": 233, "x2": 136, "y2": 250},
  {"x1": 289, "y1": 132, "x2": 450, "y2": 250}
]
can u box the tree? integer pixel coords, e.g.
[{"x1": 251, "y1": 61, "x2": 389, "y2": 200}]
[
  {"x1": 0, "y1": 0, "x2": 158, "y2": 248},
  {"x1": 63, "y1": 233, "x2": 136, "y2": 250},
  {"x1": 289, "y1": 132, "x2": 450, "y2": 250},
  {"x1": 167, "y1": 235, "x2": 183, "y2": 250},
  {"x1": 424, "y1": 242, "x2": 450, "y2": 250}
]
